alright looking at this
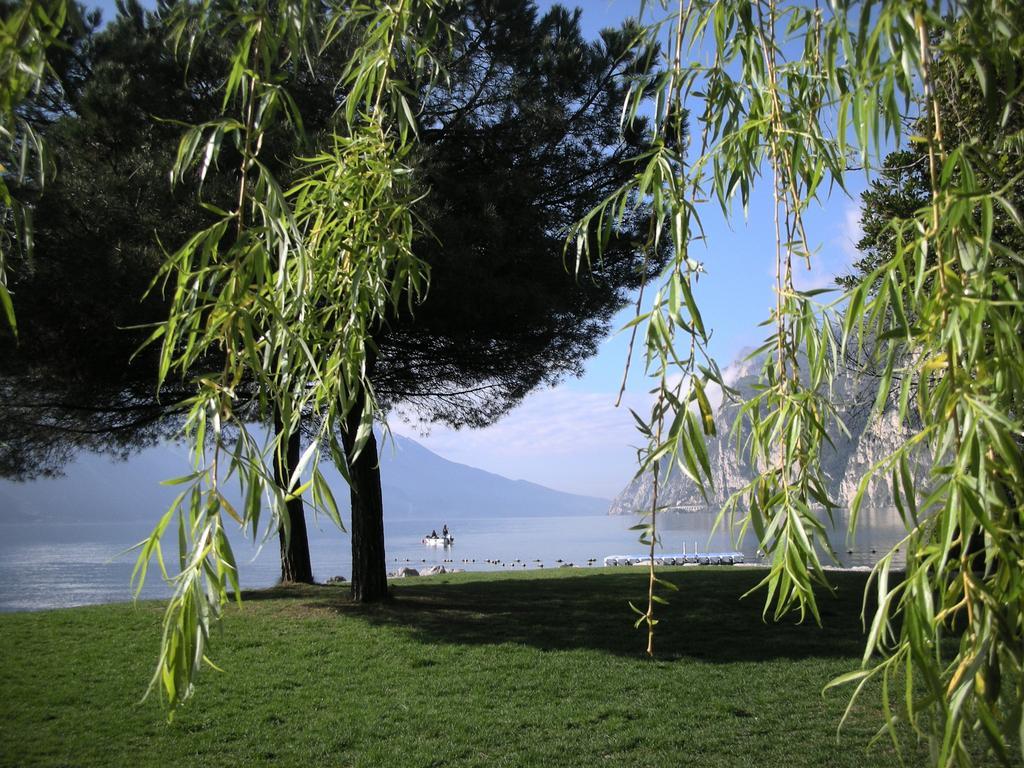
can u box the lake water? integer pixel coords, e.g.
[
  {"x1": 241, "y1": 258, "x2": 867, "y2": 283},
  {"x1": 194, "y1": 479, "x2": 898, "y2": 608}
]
[{"x1": 0, "y1": 508, "x2": 908, "y2": 612}]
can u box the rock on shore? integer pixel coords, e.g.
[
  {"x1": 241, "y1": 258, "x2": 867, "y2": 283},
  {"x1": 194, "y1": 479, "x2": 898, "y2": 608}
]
[{"x1": 389, "y1": 565, "x2": 466, "y2": 578}]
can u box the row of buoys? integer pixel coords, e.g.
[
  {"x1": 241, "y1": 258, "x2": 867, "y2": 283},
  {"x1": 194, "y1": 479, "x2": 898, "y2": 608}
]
[
  {"x1": 604, "y1": 552, "x2": 745, "y2": 566},
  {"x1": 394, "y1": 549, "x2": 899, "y2": 565},
  {"x1": 844, "y1": 548, "x2": 897, "y2": 554},
  {"x1": 391, "y1": 556, "x2": 602, "y2": 567}
]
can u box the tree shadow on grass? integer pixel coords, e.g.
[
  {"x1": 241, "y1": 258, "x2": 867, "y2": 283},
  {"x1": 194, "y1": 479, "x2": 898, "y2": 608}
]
[{"x1": 282, "y1": 568, "x2": 880, "y2": 663}]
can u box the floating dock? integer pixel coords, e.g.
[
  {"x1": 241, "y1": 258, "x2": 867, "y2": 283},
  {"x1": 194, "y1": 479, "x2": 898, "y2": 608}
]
[{"x1": 603, "y1": 552, "x2": 745, "y2": 567}]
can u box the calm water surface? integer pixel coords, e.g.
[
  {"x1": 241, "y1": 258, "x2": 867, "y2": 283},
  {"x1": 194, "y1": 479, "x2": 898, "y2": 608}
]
[{"x1": 0, "y1": 509, "x2": 907, "y2": 612}]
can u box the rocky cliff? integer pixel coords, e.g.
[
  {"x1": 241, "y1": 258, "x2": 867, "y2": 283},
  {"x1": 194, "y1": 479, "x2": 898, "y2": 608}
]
[{"x1": 609, "y1": 352, "x2": 920, "y2": 516}]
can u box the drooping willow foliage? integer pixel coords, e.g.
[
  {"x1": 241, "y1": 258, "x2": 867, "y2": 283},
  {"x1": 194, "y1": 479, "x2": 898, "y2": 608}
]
[
  {"x1": 132, "y1": 0, "x2": 447, "y2": 710},
  {"x1": 572, "y1": 0, "x2": 1023, "y2": 764},
  {"x1": 0, "y1": 0, "x2": 68, "y2": 333}
]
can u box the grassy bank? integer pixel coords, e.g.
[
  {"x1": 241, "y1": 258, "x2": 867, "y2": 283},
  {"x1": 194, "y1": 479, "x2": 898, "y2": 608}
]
[{"x1": 0, "y1": 568, "x2": 958, "y2": 767}]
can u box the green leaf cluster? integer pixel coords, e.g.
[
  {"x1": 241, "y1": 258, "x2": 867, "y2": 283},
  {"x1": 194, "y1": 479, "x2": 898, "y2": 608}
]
[
  {"x1": 0, "y1": 0, "x2": 69, "y2": 333},
  {"x1": 574, "y1": 1, "x2": 1024, "y2": 763},
  {"x1": 133, "y1": 0, "x2": 447, "y2": 711}
]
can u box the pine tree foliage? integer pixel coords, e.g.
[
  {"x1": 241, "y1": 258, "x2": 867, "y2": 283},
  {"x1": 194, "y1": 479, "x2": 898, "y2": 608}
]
[
  {"x1": 376, "y1": 1, "x2": 664, "y2": 429},
  {"x1": 1, "y1": 0, "x2": 661, "y2": 480}
]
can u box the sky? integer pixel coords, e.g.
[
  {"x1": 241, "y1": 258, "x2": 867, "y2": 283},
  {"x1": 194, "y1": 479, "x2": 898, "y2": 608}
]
[
  {"x1": 383, "y1": 0, "x2": 869, "y2": 497},
  {"x1": 7, "y1": 0, "x2": 867, "y2": 503}
]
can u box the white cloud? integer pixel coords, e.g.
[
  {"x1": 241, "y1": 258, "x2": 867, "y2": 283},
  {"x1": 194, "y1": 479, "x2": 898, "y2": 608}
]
[
  {"x1": 387, "y1": 364, "x2": 735, "y2": 499},
  {"x1": 786, "y1": 202, "x2": 864, "y2": 292},
  {"x1": 839, "y1": 204, "x2": 865, "y2": 261},
  {"x1": 396, "y1": 390, "x2": 635, "y2": 456},
  {"x1": 388, "y1": 385, "x2": 651, "y2": 498},
  {"x1": 658, "y1": 372, "x2": 724, "y2": 412}
]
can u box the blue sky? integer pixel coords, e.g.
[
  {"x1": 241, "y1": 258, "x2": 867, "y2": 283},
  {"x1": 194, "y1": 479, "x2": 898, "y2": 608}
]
[
  {"x1": 14, "y1": 0, "x2": 866, "y2": 501},
  {"x1": 387, "y1": 0, "x2": 868, "y2": 497}
]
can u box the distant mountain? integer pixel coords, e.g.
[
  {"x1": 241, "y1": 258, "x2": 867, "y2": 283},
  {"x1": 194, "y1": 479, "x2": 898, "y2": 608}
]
[
  {"x1": 0, "y1": 433, "x2": 608, "y2": 525},
  {"x1": 610, "y1": 352, "x2": 921, "y2": 522},
  {"x1": 379, "y1": 434, "x2": 608, "y2": 518}
]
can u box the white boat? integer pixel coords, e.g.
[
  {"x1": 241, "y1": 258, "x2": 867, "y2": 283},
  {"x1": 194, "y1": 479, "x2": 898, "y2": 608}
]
[{"x1": 422, "y1": 534, "x2": 455, "y2": 546}]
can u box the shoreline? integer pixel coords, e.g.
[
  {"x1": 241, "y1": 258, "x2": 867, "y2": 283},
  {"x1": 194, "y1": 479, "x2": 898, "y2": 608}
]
[{"x1": 0, "y1": 562, "x2": 893, "y2": 614}]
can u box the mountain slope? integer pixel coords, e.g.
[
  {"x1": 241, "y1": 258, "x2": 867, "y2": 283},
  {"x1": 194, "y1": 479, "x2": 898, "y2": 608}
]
[
  {"x1": 0, "y1": 433, "x2": 609, "y2": 524},
  {"x1": 610, "y1": 353, "x2": 920, "y2": 520},
  {"x1": 379, "y1": 434, "x2": 608, "y2": 518}
]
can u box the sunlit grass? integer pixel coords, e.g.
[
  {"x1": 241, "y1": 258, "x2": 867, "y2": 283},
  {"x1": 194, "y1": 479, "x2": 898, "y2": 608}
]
[{"x1": 0, "y1": 568, "x2": 985, "y2": 767}]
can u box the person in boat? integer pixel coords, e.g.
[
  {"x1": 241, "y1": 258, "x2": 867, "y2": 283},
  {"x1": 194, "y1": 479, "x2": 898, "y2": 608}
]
[
  {"x1": 430, "y1": 529, "x2": 438, "y2": 538},
  {"x1": 442, "y1": 524, "x2": 449, "y2": 539}
]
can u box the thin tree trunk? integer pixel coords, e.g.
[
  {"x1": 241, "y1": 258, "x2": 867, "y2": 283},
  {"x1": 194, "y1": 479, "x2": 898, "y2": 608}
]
[
  {"x1": 342, "y1": 381, "x2": 389, "y2": 603},
  {"x1": 273, "y1": 409, "x2": 314, "y2": 584}
]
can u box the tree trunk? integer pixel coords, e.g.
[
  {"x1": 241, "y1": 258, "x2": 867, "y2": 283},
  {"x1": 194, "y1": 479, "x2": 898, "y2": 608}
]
[
  {"x1": 273, "y1": 409, "x2": 314, "y2": 584},
  {"x1": 342, "y1": 382, "x2": 389, "y2": 603}
]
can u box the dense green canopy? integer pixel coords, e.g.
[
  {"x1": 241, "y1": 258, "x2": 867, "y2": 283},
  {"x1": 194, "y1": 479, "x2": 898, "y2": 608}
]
[{"x1": 0, "y1": 0, "x2": 660, "y2": 477}]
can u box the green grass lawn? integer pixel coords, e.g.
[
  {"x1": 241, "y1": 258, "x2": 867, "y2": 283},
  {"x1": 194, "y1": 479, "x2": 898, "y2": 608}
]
[{"x1": 0, "y1": 567, "x2": 988, "y2": 767}]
